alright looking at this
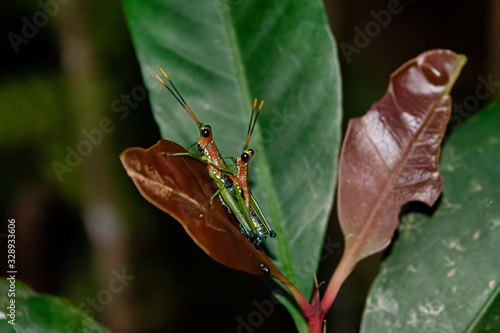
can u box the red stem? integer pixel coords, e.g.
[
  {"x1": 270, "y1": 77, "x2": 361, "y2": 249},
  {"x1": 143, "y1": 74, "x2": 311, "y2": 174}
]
[
  {"x1": 281, "y1": 245, "x2": 357, "y2": 332},
  {"x1": 282, "y1": 280, "x2": 313, "y2": 315},
  {"x1": 307, "y1": 313, "x2": 324, "y2": 333},
  {"x1": 320, "y1": 249, "x2": 356, "y2": 313},
  {"x1": 281, "y1": 279, "x2": 324, "y2": 332}
]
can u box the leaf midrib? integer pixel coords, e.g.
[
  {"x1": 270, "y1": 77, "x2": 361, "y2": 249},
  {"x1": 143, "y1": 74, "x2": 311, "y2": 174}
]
[
  {"x1": 219, "y1": 6, "x2": 294, "y2": 282},
  {"x1": 463, "y1": 283, "x2": 500, "y2": 332}
]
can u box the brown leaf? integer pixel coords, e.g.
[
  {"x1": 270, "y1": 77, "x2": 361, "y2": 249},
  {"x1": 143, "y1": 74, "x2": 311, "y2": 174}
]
[
  {"x1": 338, "y1": 49, "x2": 466, "y2": 263},
  {"x1": 120, "y1": 139, "x2": 286, "y2": 280}
]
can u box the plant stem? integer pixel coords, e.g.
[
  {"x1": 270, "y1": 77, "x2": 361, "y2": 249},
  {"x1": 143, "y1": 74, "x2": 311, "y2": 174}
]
[
  {"x1": 320, "y1": 249, "x2": 356, "y2": 313},
  {"x1": 281, "y1": 278, "x2": 325, "y2": 332},
  {"x1": 307, "y1": 313, "x2": 324, "y2": 333},
  {"x1": 282, "y1": 280, "x2": 313, "y2": 315},
  {"x1": 281, "y1": 247, "x2": 357, "y2": 332}
]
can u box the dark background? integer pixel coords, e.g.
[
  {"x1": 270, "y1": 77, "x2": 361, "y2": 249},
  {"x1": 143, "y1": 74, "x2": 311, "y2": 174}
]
[{"x1": 0, "y1": 0, "x2": 497, "y2": 332}]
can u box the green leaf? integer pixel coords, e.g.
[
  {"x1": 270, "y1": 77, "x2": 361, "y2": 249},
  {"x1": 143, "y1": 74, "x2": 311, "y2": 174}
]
[
  {"x1": 361, "y1": 99, "x2": 500, "y2": 332},
  {"x1": 0, "y1": 279, "x2": 109, "y2": 333},
  {"x1": 123, "y1": 0, "x2": 342, "y2": 298}
]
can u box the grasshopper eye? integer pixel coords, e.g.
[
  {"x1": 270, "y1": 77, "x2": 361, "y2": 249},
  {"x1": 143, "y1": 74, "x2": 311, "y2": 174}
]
[
  {"x1": 201, "y1": 126, "x2": 211, "y2": 138},
  {"x1": 241, "y1": 152, "x2": 250, "y2": 162},
  {"x1": 249, "y1": 149, "x2": 254, "y2": 156}
]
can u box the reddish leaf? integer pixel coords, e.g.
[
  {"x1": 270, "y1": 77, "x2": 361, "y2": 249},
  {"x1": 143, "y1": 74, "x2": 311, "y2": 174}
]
[
  {"x1": 338, "y1": 49, "x2": 466, "y2": 263},
  {"x1": 120, "y1": 140, "x2": 286, "y2": 280}
]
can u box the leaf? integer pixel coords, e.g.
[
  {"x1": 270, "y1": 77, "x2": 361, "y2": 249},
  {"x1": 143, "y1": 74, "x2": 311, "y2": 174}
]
[
  {"x1": 361, "y1": 98, "x2": 500, "y2": 332},
  {"x1": 123, "y1": 0, "x2": 342, "y2": 298},
  {"x1": 120, "y1": 139, "x2": 287, "y2": 279},
  {"x1": 0, "y1": 279, "x2": 109, "y2": 333},
  {"x1": 337, "y1": 49, "x2": 466, "y2": 265}
]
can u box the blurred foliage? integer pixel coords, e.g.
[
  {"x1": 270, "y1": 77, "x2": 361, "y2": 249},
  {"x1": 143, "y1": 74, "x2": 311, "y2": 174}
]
[{"x1": 0, "y1": 279, "x2": 110, "y2": 332}]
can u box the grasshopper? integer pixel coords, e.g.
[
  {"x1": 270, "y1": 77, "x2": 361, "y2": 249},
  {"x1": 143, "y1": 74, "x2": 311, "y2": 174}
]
[{"x1": 156, "y1": 69, "x2": 275, "y2": 245}]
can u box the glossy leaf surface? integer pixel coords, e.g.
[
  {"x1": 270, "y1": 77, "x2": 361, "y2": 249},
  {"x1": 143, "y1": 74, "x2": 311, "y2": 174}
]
[
  {"x1": 361, "y1": 98, "x2": 500, "y2": 332},
  {"x1": 123, "y1": 0, "x2": 342, "y2": 297},
  {"x1": 120, "y1": 140, "x2": 286, "y2": 280},
  {"x1": 0, "y1": 279, "x2": 109, "y2": 333},
  {"x1": 338, "y1": 50, "x2": 466, "y2": 263}
]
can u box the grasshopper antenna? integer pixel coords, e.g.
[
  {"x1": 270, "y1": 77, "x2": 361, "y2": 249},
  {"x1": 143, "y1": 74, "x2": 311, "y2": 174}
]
[
  {"x1": 244, "y1": 99, "x2": 263, "y2": 149},
  {"x1": 156, "y1": 68, "x2": 200, "y2": 125}
]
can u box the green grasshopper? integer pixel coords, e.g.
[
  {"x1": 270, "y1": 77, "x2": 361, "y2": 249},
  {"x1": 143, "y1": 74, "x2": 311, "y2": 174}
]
[
  {"x1": 231, "y1": 99, "x2": 276, "y2": 240},
  {"x1": 155, "y1": 69, "x2": 275, "y2": 245}
]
